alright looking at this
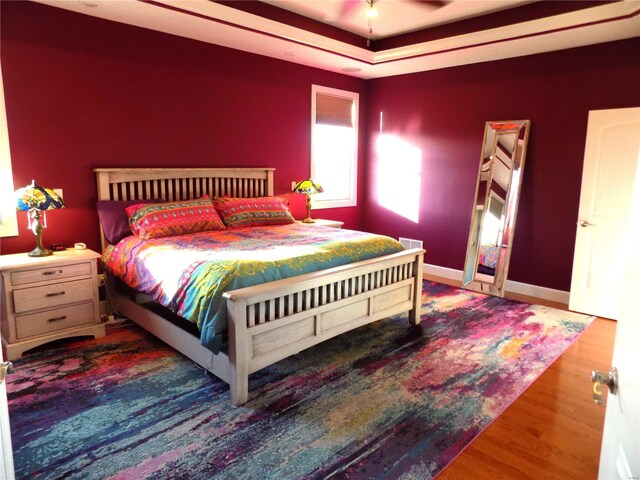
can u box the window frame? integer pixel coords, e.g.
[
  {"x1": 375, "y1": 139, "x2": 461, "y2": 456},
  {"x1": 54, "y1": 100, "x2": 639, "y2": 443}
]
[
  {"x1": 310, "y1": 85, "x2": 359, "y2": 210},
  {"x1": 0, "y1": 64, "x2": 17, "y2": 238}
]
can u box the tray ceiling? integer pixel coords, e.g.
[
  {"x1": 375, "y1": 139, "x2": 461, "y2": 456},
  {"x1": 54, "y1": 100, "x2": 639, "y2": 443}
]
[{"x1": 35, "y1": 0, "x2": 640, "y2": 79}]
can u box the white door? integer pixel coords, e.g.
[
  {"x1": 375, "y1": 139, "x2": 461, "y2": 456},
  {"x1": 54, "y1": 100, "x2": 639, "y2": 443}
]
[
  {"x1": 597, "y1": 136, "x2": 640, "y2": 479},
  {"x1": 569, "y1": 108, "x2": 640, "y2": 319},
  {"x1": 0, "y1": 348, "x2": 15, "y2": 480}
]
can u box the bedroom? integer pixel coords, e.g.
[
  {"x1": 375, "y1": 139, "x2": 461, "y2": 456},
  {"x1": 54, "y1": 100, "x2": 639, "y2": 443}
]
[{"x1": 0, "y1": 0, "x2": 639, "y2": 478}]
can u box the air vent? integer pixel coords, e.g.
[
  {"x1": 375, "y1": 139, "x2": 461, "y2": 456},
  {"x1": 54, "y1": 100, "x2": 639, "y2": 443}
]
[{"x1": 399, "y1": 237, "x2": 423, "y2": 250}]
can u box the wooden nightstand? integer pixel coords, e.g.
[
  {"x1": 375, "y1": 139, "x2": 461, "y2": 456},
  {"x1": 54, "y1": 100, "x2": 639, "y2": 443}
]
[
  {"x1": 0, "y1": 249, "x2": 105, "y2": 360},
  {"x1": 297, "y1": 219, "x2": 344, "y2": 228}
]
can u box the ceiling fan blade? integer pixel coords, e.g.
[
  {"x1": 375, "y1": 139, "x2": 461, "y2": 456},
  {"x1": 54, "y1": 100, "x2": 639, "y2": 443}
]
[
  {"x1": 339, "y1": 0, "x2": 363, "y2": 18},
  {"x1": 410, "y1": 0, "x2": 452, "y2": 9}
]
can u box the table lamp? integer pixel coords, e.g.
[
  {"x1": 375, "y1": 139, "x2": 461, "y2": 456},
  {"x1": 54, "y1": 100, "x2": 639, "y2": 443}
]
[
  {"x1": 16, "y1": 181, "x2": 65, "y2": 257},
  {"x1": 293, "y1": 178, "x2": 323, "y2": 223}
]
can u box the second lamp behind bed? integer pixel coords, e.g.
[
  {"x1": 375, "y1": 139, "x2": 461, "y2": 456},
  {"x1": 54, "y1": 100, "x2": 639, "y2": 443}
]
[{"x1": 293, "y1": 178, "x2": 324, "y2": 223}]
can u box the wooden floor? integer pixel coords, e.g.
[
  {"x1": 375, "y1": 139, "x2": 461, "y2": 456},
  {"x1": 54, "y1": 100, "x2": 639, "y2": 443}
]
[{"x1": 428, "y1": 275, "x2": 617, "y2": 480}]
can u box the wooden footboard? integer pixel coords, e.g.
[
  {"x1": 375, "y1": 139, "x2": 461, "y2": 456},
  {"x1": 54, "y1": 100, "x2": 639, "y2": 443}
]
[{"x1": 224, "y1": 248, "x2": 424, "y2": 405}]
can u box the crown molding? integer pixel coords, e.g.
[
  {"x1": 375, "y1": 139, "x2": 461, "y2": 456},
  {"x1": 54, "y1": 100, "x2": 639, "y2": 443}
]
[{"x1": 36, "y1": 0, "x2": 640, "y2": 79}]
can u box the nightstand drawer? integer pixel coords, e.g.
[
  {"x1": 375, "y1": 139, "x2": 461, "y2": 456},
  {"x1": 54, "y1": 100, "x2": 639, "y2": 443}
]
[
  {"x1": 13, "y1": 278, "x2": 95, "y2": 314},
  {"x1": 15, "y1": 302, "x2": 96, "y2": 339},
  {"x1": 11, "y1": 262, "x2": 91, "y2": 286}
]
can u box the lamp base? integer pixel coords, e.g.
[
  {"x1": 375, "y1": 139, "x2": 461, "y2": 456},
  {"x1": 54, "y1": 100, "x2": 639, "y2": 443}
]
[
  {"x1": 302, "y1": 196, "x2": 315, "y2": 224},
  {"x1": 28, "y1": 246, "x2": 52, "y2": 257},
  {"x1": 27, "y1": 210, "x2": 52, "y2": 257}
]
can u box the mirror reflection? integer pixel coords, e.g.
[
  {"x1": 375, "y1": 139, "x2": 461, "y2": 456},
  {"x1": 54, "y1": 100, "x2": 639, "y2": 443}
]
[{"x1": 463, "y1": 120, "x2": 531, "y2": 296}]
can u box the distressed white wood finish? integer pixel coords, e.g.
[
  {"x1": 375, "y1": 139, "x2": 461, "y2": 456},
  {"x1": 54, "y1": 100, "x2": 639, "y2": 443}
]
[
  {"x1": 10, "y1": 262, "x2": 91, "y2": 286},
  {"x1": 13, "y1": 279, "x2": 94, "y2": 314},
  {"x1": 0, "y1": 249, "x2": 105, "y2": 361},
  {"x1": 107, "y1": 284, "x2": 232, "y2": 385},
  {"x1": 95, "y1": 168, "x2": 424, "y2": 405}
]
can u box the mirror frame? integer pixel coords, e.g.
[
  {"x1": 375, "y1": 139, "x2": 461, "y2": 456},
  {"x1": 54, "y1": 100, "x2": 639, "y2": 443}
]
[{"x1": 462, "y1": 119, "x2": 531, "y2": 297}]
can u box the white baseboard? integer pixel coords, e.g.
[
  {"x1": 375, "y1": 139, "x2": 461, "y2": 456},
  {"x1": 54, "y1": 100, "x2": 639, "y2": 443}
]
[
  {"x1": 423, "y1": 264, "x2": 463, "y2": 282},
  {"x1": 504, "y1": 279, "x2": 570, "y2": 304},
  {"x1": 423, "y1": 263, "x2": 570, "y2": 305}
]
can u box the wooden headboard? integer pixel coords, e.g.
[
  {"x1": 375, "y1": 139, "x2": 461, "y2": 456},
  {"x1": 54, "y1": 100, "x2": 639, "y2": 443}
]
[{"x1": 94, "y1": 167, "x2": 275, "y2": 250}]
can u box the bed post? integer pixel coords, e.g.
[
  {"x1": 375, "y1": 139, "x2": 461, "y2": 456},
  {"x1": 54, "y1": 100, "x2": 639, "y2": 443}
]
[
  {"x1": 227, "y1": 298, "x2": 249, "y2": 405},
  {"x1": 95, "y1": 170, "x2": 111, "y2": 252},
  {"x1": 266, "y1": 170, "x2": 274, "y2": 196},
  {"x1": 409, "y1": 252, "x2": 424, "y2": 326}
]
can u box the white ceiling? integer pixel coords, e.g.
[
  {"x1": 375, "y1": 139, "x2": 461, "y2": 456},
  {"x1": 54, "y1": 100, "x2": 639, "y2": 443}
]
[
  {"x1": 36, "y1": 0, "x2": 640, "y2": 79},
  {"x1": 262, "y1": 0, "x2": 535, "y2": 39}
]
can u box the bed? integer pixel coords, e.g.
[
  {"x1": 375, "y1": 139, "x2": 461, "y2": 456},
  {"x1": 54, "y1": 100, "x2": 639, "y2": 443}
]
[
  {"x1": 477, "y1": 244, "x2": 508, "y2": 277},
  {"x1": 95, "y1": 167, "x2": 425, "y2": 405}
]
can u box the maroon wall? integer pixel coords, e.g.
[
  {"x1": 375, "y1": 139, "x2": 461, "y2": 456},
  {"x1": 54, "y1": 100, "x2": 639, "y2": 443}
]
[
  {"x1": 364, "y1": 38, "x2": 640, "y2": 291},
  {"x1": 2, "y1": 2, "x2": 639, "y2": 292},
  {"x1": 0, "y1": 1, "x2": 366, "y2": 255}
]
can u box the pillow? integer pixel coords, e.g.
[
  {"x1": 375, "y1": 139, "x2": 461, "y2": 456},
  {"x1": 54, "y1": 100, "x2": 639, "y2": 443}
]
[
  {"x1": 278, "y1": 192, "x2": 307, "y2": 220},
  {"x1": 214, "y1": 196, "x2": 295, "y2": 229},
  {"x1": 126, "y1": 197, "x2": 226, "y2": 239},
  {"x1": 97, "y1": 199, "x2": 163, "y2": 245}
]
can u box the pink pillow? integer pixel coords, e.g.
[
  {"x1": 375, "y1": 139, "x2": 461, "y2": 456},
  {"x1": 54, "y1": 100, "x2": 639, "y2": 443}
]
[
  {"x1": 126, "y1": 197, "x2": 225, "y2": 239},
  {"x1": 214, "y1": 196, "x2": 295, "y2": 229}
]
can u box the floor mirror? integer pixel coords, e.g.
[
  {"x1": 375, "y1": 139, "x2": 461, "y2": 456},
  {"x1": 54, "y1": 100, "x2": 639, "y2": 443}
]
[{"x1": 462, "y1": 120, "x2": 531, "y2": 297}]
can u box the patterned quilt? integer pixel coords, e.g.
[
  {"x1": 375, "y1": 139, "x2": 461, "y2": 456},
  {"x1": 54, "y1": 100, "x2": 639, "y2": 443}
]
[
  {"x1": 103, "y1": 224, "x2": 404, "y2": 353},
  {"x1": 478, "y1": 245, "x2": 500, "y2": 269}
]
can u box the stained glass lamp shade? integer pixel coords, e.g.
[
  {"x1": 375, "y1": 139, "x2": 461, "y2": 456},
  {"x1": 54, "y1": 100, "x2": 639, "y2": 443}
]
[
  {"x1": 15, "y1": 181, "x2": 65, "y2": 257},
  {"x1": 293, "y1": 178, "x2": 323, "y2": 223}
]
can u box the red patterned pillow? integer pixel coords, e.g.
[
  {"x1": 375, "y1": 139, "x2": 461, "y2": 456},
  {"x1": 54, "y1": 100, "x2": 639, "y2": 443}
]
[
  {"x1": 214, "y1": 196, "x2": 295, "y2": 229},
  {"x1": 126, "y1": 197, "x2": 226, "y2": 239}
]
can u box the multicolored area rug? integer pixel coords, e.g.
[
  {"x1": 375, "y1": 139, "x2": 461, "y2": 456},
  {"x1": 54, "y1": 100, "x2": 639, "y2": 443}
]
[{"x1": 7, "y1": 281, "x2": 592, "y2": 480}]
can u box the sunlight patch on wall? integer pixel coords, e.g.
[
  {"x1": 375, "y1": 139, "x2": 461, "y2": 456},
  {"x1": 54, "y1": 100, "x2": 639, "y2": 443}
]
[{"x1": 376, "y1": 135, "x2": 422, "y2": 223}]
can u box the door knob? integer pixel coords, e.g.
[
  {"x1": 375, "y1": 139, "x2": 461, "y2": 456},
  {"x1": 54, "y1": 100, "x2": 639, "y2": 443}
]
[
  {"x1": 579, "y1": 220, "x2": 593, "y2": 227},
  {"x1": 591, "y1": 367, "x2": 617, "y2": 405},
  {"x1": 0, "y1": 361, "x2": 13, "y2": 385}
]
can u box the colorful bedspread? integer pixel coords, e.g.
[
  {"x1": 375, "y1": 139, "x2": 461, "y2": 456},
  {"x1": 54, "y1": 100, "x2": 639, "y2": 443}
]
[
  {"x1": 478, "y1": 245, "x2": 500, "y2": 269},
  {"x1": 103, "y1": 224, "x2": 404, "y2": 353}
]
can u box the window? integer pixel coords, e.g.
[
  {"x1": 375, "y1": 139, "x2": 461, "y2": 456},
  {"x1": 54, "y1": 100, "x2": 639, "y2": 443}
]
[
  {"x1": 311, "y1": 85, "x2": 359, "y2": 209},
  {"x1": 0, "y1": 64, "x2": 17, "y2": 238}
]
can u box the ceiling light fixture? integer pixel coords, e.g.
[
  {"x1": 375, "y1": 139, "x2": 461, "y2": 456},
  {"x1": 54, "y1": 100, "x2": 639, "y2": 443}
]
[{"x1": 365, "y1": 0, "x2": 378, "y2": 48}]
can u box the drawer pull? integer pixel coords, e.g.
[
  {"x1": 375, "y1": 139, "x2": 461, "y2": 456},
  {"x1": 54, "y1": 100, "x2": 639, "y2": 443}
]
[
  {"x1": 42, "y1": 270, "x2": 63, "y2": 276},
  {"x1": 45, "y1": 291, "x2": 66, "y2": 297},
  {"x1": 47, "y1": 316, "x2": 68, "y2": 323}
]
